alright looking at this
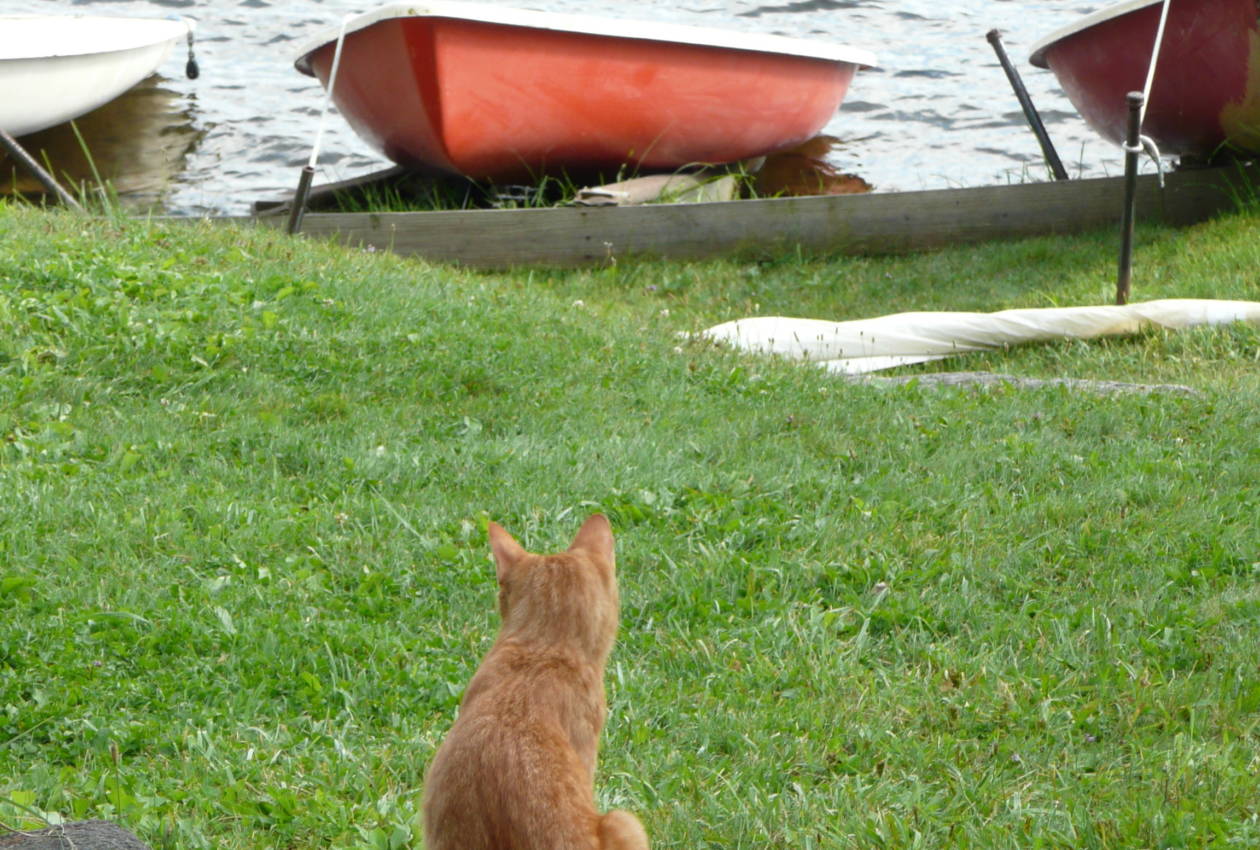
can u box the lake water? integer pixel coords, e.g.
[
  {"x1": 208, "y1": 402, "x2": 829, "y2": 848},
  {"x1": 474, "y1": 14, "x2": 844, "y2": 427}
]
[{"x1": 10, "y1": 0, "x2": 1131, "y2": 214}]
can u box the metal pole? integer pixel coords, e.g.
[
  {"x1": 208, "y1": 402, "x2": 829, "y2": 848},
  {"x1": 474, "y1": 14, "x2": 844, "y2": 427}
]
[
  {"x1": 986, "y1": 29, "x2": 1069, "y2": 181},
  {"x1": 288, "y1": 15, "x2": 351, "y2": 236},
  {"x1": 286, "y1": 165, "x2": 316, "y2": 235},
  {"x1": 0, "y1": 127, "x2": 85, "y2": 211},
  {"x1": 1116, "y1": 91, "x2": 1144, "y2": 306}
]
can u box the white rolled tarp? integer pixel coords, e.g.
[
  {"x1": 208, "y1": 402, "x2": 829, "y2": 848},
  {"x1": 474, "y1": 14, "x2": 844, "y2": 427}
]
[{"x1": 700, "y1": 299, "x2": 1260, "y2": 375}]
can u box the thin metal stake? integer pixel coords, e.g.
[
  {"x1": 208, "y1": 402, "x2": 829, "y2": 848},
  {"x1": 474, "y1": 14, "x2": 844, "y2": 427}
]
[
  {"x1": 288, "y1": 14, "x2": 352, "y2": 235},
  {"x1": 986, "y1": 29, "x2": 1069, "y2": 181},
  {"x1": 0, "y1": 127, "x2": 84, "y2": 211},
  {"x1": 285, "y1": 165, "x2": 316, "y2": 235},
  {"x1": 1116, "y1": 91, "x2": 1144, "y2": 306}
]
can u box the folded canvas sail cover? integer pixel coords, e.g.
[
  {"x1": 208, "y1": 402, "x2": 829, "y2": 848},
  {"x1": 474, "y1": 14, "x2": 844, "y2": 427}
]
[{"x1": 700, "y1": 299, "x2": 1260, "y2": 375}]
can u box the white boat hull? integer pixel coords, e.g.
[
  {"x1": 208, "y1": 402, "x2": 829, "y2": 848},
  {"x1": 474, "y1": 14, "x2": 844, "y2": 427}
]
[{"x1": 0, "y1": 16, "x2": 189, "y2": 137}]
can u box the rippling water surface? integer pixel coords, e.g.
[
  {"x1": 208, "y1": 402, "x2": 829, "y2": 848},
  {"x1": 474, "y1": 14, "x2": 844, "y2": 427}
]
[{"x1": 10, "y1": 0, "x2": 1127, "y2": 214}]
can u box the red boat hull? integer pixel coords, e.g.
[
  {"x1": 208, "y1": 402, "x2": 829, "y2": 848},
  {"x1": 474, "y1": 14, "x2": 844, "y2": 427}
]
[
  {"x1": 303, "y1": 16, "x2": 861, "y2": 182},
  {"x1": 1032, "y1": 0, "x2": 1260, "y2": 158}
]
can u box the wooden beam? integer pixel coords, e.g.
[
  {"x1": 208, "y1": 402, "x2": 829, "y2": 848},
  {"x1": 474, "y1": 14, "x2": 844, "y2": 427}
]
[{"x1": 233, "y1": 163, "x2": 1255, "y2": 268}]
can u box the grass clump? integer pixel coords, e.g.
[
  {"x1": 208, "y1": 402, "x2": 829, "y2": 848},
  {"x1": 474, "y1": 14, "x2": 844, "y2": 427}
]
[{"x1": 0, "y1": 201, "x2": 1258, "y2": 849}]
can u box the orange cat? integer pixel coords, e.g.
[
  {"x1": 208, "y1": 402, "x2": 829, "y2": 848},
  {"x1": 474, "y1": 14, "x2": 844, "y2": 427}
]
[{"x1": 422, "y1": 514, "x2": 649, "y2": 850}]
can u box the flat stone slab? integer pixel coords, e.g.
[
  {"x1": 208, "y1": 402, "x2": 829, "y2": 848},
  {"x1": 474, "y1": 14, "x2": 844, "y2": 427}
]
[{"x1": 0, "y1": 821, "x2": 150, "y2": 850}]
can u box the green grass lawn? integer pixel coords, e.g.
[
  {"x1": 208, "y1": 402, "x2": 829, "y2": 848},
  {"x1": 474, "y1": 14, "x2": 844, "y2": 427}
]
[{"x1": 1, "y1": 201, "x2": 1258, "y2": 849}]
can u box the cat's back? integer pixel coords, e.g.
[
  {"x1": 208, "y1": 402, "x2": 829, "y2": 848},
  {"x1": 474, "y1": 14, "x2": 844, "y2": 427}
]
[
  {"x1": 424, "y1": 642, "x2": 605, "y2": 850},
  {"x1": 424, "y1": 711, "x2": 595, "y2": 850},
  {"x1": 437, "y1": 638, "x2": 604, "y2": 767},
  {"x1": 424, "y1": 516, "x2": 633, "y2": 850}
]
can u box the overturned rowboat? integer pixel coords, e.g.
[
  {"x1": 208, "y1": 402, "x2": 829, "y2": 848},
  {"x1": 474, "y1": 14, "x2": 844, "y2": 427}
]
[
  {"x1": 1028, "y1": 0, "x2": 1260, "y2": 159},
  {"x1": 293, "y1": 2, "x2": 876, "y2": 183},
  {"x1": 0, "y1": 14, "x2": 194, "y2": 138}
]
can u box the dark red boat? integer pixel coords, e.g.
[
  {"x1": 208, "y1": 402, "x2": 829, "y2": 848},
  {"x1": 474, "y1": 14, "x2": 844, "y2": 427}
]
[{"x1": 1029, "y1": 0, "x2": 1260, "y2": 158}]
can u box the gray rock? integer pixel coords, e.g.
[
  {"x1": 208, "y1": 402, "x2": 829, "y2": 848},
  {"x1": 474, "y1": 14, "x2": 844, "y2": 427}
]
[
  {"x1": 845, "y1": 371, "x2": 1201, "y2": 395},
  {"x1": 0, "y1": 821, "x2": 151, "y2": 850}
]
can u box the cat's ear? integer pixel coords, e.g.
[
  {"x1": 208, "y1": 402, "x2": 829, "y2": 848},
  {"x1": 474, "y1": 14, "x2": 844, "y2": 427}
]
[
  {"x1": 568, "y1": 514, "x2": 614, "y2": 563},
  {"x1": 488, "y1": 521, "x2": 527, "y2": 583}
]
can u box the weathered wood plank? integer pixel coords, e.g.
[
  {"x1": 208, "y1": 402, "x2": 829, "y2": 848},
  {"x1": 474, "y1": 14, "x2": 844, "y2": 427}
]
[{"x1": 235, "y1": 163, "x2": 1255, "y2": 268}]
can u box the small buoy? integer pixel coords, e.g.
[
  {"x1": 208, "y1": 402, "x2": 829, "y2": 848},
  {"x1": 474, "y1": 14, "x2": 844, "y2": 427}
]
[{"x1": 185, "y1": 25, "x2": 200, "y2": 79}]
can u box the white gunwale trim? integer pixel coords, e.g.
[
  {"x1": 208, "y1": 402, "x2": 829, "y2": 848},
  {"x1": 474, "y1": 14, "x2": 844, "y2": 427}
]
[
  {"x1": 1028, "y1": 0, "x2": 1162, "y2": 68},
  {"x1": 0, "y1": 15, "x2": 191, "y2": 61},
  {"x1": 293, "y1": 1, "x2": 877, "y2": 75}
]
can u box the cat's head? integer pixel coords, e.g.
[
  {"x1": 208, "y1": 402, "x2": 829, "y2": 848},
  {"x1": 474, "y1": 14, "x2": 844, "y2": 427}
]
[{"x1": 486, "y1": 515, "x2": 620, "y2": 659}]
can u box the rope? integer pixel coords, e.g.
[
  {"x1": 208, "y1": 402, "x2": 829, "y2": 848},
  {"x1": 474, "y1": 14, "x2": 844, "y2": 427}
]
[
  {"x1": 307, "y1": 15, "x2": 353, "y2": 171},
  {"x1": 1124, "y1": 134, "x2": 1165, "y2": 187},
  {"x1": 1127, "y1": 0, "x2": 1172, "y2": 187},
  {"x1": 1138, "y1": 0, "x2": 1173, "y2": 126}
]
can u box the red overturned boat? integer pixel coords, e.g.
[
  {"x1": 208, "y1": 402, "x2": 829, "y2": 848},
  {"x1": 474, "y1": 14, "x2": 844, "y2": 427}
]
[
  {"x1": 293, "y1": 2, "x2": 876, "y2": 183},
  {"x1": 1029, "y1": 0, "x2": 1260, "y2": 159}
]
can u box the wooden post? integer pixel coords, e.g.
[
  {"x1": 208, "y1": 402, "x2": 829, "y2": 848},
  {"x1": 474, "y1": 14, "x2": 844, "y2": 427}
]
[{"x1": 1116, "y1": 91, "x2": 1144, "y2": 306}]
